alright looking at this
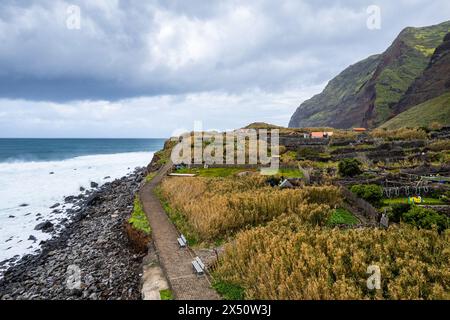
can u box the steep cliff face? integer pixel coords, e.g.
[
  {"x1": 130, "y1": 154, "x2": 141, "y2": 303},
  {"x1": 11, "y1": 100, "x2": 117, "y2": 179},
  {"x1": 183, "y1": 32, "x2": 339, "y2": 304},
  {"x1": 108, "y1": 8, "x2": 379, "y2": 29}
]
[
  {"x1": 395, "y1": 32, "x2": 450, "y2": 113},
  {"x1": 380, "y1": 33, "x2": 450, "y2": 129},
  {"x1": 289, "y1": 21, "x2": 450, "y2": 129},
  {"x1": 288, "y1": 55, "x2": 380, "y2": 128}
]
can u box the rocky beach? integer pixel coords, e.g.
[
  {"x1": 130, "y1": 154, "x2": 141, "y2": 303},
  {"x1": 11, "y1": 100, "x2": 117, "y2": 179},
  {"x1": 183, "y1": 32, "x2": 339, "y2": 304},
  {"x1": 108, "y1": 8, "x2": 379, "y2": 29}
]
[{"x1": 0, "y1": 168, "x2": 147, "y2": 300}]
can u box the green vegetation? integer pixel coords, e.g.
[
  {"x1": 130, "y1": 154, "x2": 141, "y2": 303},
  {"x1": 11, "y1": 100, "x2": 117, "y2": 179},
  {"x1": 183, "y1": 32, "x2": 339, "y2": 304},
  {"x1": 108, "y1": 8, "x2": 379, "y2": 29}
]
[
  {"x1": 290, "y1": 21, "x2": 450, "y2": 129},
  {"x1": 388, "y1": 203, "x2": 412, "y2": 223},
  {"x1": 327, "y1": 208, "x2": 359, "y2": 226},
  {"x1": 275, "y1": 168, "x2": 304, "y2": 178},
  {"x1": 374, "y1": 49, "x2": 428, "y2": 125},
  {"x1": 280, "y1": 150, "x2": 297, "y2": 163},
  {"x1": 145, "y1": 172, "x2": 157, "y2": 182},
  {"x1": 154, "y1": 139, "x2": 178, "y2": 166},
  {"x1": 338, "y1": 159, "x2": 362, "y2": 177},
  {"x1": 175, "y1": 167, "x2": 251, "y2": 177},
  {"x1": 387, "y1": 204, "x2": 449, "y2": 232},
  {"x1": 289, "y1": 54, "x2": 380, "y2": 128},
  {"x1": 380, "y1": 92, "x2": 450, "y2": 129},
  {"x1": 128, "y1": 196, "x2": 151, "y2": 235},
  {"x1": 383, "y1": 197, "x2": 447, "y2": 206},
  {"x1": 212, "y1": 281, "x2": 245, "y2": 300},
  {"x1": 403, "y1": 206, "x2": 449, "y2": 232},
  {"x1": 351, "y1": 184, "x2": 383, "y2": 206},
  {"x1": 159, "y1": 289, "x2": 173, "y2": 300}
]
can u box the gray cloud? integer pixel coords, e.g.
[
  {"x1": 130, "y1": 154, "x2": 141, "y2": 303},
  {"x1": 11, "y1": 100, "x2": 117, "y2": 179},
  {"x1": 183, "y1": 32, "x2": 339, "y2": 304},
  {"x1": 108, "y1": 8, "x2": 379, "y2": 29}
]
[
  {"x1": 0, "y1": 0, "x2": 449, "y2": 137},
  {"x1": 0, "y1": 0, "x2": 448, "y2": 102}
]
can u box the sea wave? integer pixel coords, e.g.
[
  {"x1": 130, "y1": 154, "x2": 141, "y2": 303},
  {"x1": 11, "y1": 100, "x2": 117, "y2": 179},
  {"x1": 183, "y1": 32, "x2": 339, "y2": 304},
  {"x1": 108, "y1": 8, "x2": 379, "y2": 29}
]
[{"x1": 0, "y1": 151, "x2": 154, "y2": 272}]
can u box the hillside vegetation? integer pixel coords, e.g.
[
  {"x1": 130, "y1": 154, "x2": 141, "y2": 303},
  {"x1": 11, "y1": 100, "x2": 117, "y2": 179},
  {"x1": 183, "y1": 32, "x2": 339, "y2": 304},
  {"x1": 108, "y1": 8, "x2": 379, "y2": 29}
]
[
  {"x1": 380, "y1": 92, "x2": 450, "y2": 129},
  {"x1": 289, "y1": 21, "x2": 450, "y2": 129}
]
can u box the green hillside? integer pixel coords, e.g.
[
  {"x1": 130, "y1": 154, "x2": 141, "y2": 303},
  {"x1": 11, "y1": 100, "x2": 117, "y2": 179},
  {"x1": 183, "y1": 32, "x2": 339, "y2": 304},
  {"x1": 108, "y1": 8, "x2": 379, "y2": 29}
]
[
  {"x1": 380, "y1": 92, "x2": 450, "y2": 129},
  {"x1": 289, "y1": 21, "x2": 450, "y2": 129}
]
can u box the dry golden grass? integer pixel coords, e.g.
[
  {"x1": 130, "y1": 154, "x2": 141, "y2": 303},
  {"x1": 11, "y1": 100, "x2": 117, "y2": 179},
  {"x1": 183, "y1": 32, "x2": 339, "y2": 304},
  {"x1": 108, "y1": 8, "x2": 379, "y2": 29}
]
[
  {"x1": 160, "y1": 176, "x2": 341, "y2": 240},
  {"x1": 215, "y1": 214, "x2": 450, "y2": 300},
  {"x1": 428, "y1": 140, "x2": 450, "y2": 152},
  {"x1": 371, "y1": 128, "x2": 427, "y2": 140}
]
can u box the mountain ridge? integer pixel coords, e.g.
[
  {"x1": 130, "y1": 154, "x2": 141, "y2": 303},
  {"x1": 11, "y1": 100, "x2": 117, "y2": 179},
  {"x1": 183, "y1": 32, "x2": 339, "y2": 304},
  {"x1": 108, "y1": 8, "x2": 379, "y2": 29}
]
[{"x1": 289, "y1": 20, "x2": 450, "y2": 129}]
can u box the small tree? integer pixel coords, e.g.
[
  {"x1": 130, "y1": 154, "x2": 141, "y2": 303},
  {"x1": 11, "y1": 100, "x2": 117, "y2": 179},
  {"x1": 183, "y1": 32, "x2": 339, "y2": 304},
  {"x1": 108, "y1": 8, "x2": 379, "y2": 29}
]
[
  {"x1": 403, "y1": 206, "x2": 449, "y2": 232},
  {"x1": 338, "y1": 159, "x2": 362, "y2": 177},
  {"x1": 350, "y1": 184, "x2": 383, "y2": 206}
]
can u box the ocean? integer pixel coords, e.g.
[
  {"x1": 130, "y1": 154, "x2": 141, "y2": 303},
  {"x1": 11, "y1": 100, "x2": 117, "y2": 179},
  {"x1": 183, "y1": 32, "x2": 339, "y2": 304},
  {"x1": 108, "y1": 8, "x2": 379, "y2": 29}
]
[{"x1": 0, "y1": 138, "x2": 165, "y2": 273}]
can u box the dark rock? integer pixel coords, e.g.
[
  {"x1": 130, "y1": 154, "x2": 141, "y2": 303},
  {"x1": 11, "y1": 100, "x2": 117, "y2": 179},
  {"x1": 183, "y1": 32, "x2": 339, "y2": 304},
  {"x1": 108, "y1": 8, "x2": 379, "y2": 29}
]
[
  {"x1": 19, "y1": 203, "x2": 29, "y2": 207},
  {"x1": 79, "y1": 186, "x2": 85, "y2": 192},
  {"x1": 104, "y1": 176, "x2": 111, "y2": 180},
  {"x1": 90, "y1": 182, "x2": 99, "y2": 188},
  {"x1": 8, "y1": 215, "x2": 15, "y2": 218},
  {"x1": 0, "y1": 167, "x2": 146, "y2": 300},
  {"x1": 49, "y1": 172, "x2": 55, "y2": 175},
  {"x1": 34, "y1": 221, "x2": 54, "y2": 232},
  {"x1": 50, "y1": 203, "x2": 60, "y2": 209},
  {"x1": 64, "y1": 196, "x2": 76, "y2": 203}
]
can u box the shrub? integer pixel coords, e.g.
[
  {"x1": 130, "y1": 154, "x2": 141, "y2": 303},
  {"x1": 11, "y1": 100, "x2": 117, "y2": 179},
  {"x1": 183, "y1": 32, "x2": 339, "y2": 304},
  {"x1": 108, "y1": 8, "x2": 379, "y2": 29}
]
[
  {"x1": 350, "y1": 184, "x2": 383, "y2": 206},
  {"x1": 128, "y1": 196, "x2": 151, "y2": 235},
  {"x1": 338, "y1": 159, "x2": 362, "y2": 177},
  {"x1": 403, "y1": 206, "x2": 449, "y2": 232},
  {"x1": 297, "y1": 147, "x2": 320, "y2": 159},
  {"x1": 389, "y1": 203, "x2": 411, "y2": 223},
  {"x1": 212, "y1": 281, "x2": 245, "y2": 300},
  {"x1": 159, "y1": 289, "x2": 173, "y2": 300}
]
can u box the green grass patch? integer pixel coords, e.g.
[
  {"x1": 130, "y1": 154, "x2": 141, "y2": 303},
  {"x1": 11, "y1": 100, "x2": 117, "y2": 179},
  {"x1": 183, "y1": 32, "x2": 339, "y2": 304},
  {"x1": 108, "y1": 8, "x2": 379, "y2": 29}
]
[
  {"x1": 380, "y1": 92, "x2": 450, "y2": 130},
  {"x1": 145, "y1": 172, "x2": 157, "y2": 183},
  {"x1": 175, "y1": 167, "x2": 252, "y2": 177},
  {"x1": 280, "y1": 150, "x2": 297, "y2": 163},
  {"x1": 154, "y1": 187, "x2": 200, "y2": 247},
  {"x1": 274, "y1": 168, "x2": 304, "y2": 178},
  {"x1": 212, "y1": 280, "x2": 245, "y2": 300},
  {"x1": 128, "y1": 196, "x2": 151, "y2": 235},
  {"x1": 159, "y1": 289, "x2": 173, "y2": 300},
  {"x1": 327, "y1": 208, "x2": 359, "y2": 226},
  {"x1": 383, "y1": 197, "x2": 446, "y2": 205}
]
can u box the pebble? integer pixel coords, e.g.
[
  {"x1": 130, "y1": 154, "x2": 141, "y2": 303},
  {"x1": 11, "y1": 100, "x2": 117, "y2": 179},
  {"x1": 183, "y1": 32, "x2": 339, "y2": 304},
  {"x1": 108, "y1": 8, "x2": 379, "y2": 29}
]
[{"x1": 0, "y1": 167, "x2": 146, "y2": 300}]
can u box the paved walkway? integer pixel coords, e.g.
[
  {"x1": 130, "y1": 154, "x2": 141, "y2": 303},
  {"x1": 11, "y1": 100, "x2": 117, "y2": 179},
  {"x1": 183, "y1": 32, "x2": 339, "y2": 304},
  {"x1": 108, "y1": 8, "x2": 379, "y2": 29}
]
[{"x1": 139, "y1": 162, "x2": 220, "y2": 300}]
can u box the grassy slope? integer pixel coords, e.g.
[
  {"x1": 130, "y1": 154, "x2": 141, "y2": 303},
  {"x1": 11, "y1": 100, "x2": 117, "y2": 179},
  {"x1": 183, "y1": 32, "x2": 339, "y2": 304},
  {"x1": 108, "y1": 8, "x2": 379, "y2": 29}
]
[
  {"x1": 290, "y1": 21, "x2": 450, "y2": 129},
  {"x1": 374, "y1": 22, "x2": 450, "y2": 125},
  {"x1": 380, "y1": 92, "x2": 450, "y2": 129}
]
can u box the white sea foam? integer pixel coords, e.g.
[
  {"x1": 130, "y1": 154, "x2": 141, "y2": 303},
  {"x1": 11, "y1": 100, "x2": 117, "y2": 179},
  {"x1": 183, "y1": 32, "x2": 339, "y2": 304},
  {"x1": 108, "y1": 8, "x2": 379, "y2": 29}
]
[{"x1": 0, "y1": 151, "x2": 154, "y2": 273}]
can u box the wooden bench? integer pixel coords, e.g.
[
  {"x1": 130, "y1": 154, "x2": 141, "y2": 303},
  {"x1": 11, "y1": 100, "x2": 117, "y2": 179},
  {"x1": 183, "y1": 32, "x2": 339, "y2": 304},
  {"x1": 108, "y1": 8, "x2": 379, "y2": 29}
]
[
  {"x1": 177, "y1": 234, "x2": 187, "y2": 248},
  {"x1": 192, "y1": 256, "x2": 205, "y2": 275}
]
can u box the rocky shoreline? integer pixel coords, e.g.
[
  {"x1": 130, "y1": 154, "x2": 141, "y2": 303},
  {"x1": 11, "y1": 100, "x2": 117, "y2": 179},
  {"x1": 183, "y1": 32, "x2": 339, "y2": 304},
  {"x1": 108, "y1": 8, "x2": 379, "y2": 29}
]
[{"x1": 0, "y1": 168, "x2": 147, "y2": 300}]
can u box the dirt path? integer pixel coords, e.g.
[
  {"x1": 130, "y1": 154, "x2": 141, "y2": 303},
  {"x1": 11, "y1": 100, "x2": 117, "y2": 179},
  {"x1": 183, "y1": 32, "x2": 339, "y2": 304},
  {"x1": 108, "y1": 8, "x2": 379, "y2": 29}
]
[{"x1": 139, "y1": 162, "x2": 220, "y2": 300}]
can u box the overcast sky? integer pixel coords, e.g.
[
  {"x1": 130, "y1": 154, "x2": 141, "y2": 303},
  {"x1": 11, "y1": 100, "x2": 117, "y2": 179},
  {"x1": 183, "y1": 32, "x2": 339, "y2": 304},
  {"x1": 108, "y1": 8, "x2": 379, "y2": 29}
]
[{"x1": 0, "y1": 0, "x2": 449, "y2": 137}]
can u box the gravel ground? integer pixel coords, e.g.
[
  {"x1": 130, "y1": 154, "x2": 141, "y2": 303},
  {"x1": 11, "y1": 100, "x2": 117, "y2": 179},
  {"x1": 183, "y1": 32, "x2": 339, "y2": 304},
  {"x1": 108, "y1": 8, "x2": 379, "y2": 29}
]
[{"x1": 0, "y1": 168, "x2": 147, "y2": 300}]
